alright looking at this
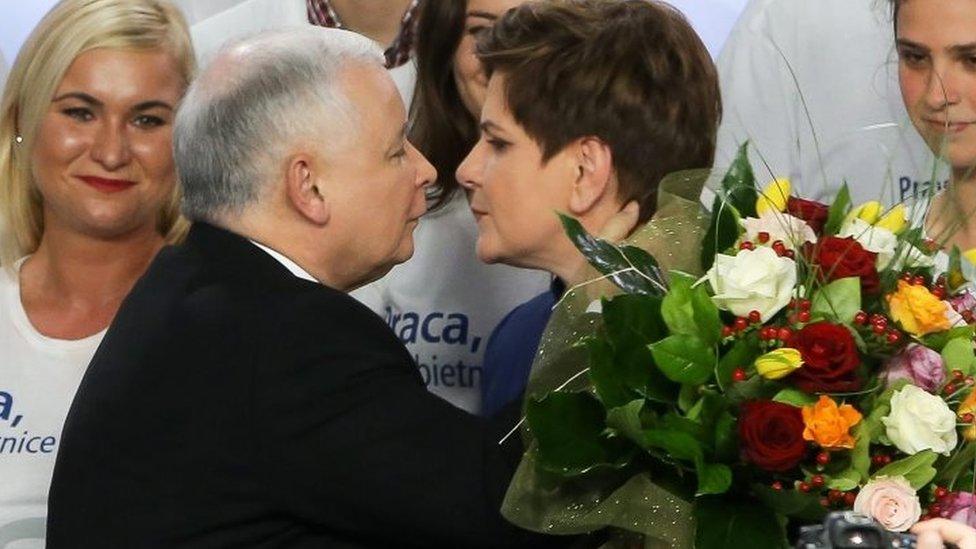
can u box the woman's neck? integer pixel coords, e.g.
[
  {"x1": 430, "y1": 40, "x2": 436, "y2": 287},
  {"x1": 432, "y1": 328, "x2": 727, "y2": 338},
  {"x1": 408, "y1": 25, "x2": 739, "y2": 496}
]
[
  {"x1": 929, "y1": 172, "x2": 976, "y2": 251},
  {"x1": 19, "y1": 223, "x2": 165, "y2": 339},
  {"x1": 330, "y1": 0, "x2": 413, "y2": 47}
]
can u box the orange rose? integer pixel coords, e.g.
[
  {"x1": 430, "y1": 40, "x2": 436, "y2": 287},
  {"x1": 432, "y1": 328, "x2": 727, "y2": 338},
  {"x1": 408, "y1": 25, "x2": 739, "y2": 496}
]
[
  {"x1": 802, "y1": 395, "x2": 862, "y2": 449},
  {"x1": 887, "y1": 281, "x2": 951, "y2": 336}
]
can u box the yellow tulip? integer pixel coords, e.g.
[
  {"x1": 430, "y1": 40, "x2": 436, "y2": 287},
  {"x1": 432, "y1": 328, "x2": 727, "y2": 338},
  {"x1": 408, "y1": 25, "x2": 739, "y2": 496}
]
[
  {"x1": 848, "y1": 201, "x2": 883, "y2": 224},
  {"x1": 875, "y1": 204, "x2": 908, "y2": 235},
  {"x1": 755, "y1": 348, "x2": 803, "y2": 380},
  {"x1": 755, "y1": 178, "x2": 791, "y2": 216}
]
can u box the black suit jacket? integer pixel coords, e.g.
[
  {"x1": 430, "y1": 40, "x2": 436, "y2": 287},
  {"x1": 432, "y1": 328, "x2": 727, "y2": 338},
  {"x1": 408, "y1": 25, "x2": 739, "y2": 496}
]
[{"x1": 47, "y1": 223, "x2": 557, "y2": 548}]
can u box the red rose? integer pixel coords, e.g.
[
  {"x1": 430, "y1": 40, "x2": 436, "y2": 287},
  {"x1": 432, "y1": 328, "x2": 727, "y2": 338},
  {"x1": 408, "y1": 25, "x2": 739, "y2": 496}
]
[
  {"x1": 788, "y1": 321, "x2": 862, "y2": 392},
  {"x1": 787, "y1": 197, "x2": 830, "y2": 234},
  {"x1": 811, "y1": 236, "x2": 880, "y2": 294},
  {"x1": 738, "y1": 400, "x2": 807, "y2": 472}
]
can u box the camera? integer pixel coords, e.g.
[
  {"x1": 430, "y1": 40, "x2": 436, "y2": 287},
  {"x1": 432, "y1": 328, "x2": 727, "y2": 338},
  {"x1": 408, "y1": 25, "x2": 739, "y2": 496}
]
[{"x1": 796, "y1": 511, "x2": 916, "y2": 548}]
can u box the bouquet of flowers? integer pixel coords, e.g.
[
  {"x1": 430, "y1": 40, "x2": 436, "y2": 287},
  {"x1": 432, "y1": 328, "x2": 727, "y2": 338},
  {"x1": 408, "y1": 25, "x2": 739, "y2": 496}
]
[{"x1": 505, "y1": 145, "x2": 976, "y2": 548}]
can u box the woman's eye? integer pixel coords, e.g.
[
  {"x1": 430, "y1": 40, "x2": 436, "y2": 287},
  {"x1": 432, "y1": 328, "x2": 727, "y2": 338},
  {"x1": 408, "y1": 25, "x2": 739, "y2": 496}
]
[
  {"x1": 466, "y1": 25, "x2": 488, "y2": 36},
  {"x1": 133, "y1": 115, "x2": 165, "y2": 128},
  {"x1": 62, "y1": 107, "x2": 93, "y2": 122},
  {"x1": 487, "y1": 138, "x2": 509, "y2": 152}
]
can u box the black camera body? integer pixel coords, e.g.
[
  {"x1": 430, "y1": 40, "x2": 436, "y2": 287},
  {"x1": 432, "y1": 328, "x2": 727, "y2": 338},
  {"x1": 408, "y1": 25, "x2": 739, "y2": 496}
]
[{"x1": 796, "y1": 511, "x2": 916, "y2": 548}]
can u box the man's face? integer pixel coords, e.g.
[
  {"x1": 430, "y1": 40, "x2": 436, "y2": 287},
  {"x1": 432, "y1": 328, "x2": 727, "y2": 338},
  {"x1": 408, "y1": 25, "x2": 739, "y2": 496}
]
[{"x1": 318, "y1": 64, "x2": 435, "y2": 287}]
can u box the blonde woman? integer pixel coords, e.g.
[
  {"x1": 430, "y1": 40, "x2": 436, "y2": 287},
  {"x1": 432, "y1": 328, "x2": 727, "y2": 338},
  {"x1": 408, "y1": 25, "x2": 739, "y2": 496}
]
[{"x1": 0, "y1": 0, "x2": 194, "y2": 544}]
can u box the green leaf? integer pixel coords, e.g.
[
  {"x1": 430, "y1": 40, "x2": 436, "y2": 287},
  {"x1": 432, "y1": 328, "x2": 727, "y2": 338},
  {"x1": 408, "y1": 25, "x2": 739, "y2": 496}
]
[
  {"x1": 810, "y1": 277, "x2": 862, "y2": 324},
  {"x1": 662, "y1": 272, "x2": 724, "y2": 347},
  {"x1": 526, "y1": 392, "x2": 633, "y2": 477},
  {"x1": 873, "y1": 450, "x2": 938, "y2": 489},
  {"x1": 698, "y1": 463, "x2": 733, "y2": 496},
  {"x1": 772, "y1": 388, "x2": 818, "y2": 407},
  {"x1": 948, "y1": 246, "x2": 967, "y2": 292},
  {"x1": 825, "y1": 468, "x2": 861, "y2": 491},
  {"x1": 850, "y1": 423, "x2": 874, "y2": 482},
  {"x1": 701, "y1": 194, "x2": 742, "y2": 272},
  {"x1": 936, "y1": 441, "x2": 976, "y2": 489},
  {"x1": 721, "y1": 142, "x2": 759, "y2": 218},
  {"x1": 649, "y1": 334, "x2": 715, "y2": 385},
  {"x1": 602, "y1": 294, "x2": 668, "y2": 345},
  {"x1": 586, "y1": 337, "x2": 636, "y2": 409},
  {"x1": 753, "y1": 484, "x2": 827, "y2": 522},
  {"x1": 922, "y1": 325, "x2": 976, "y2": 352},
  {"x1": 713, "y1": 411, "x2": 737, "y2": 462},
  {"x1": 605, "y1": 399, "x2": 646, "y2": 445},
  {"x1": 717, "y1": 337, "x2": 762, "y2": 390},
  {"x1": 694, "y1": 496, "x2": 789, "y2": 549},
  {"x1": 823, "y1": 183, "x2": 852, "y2": 236},
  {"x1": 943, "y1": 337, "x2": 976, "y2": 376},
  {"x1": 559, "y1": 213, "x2": 663, "y2": 296}
]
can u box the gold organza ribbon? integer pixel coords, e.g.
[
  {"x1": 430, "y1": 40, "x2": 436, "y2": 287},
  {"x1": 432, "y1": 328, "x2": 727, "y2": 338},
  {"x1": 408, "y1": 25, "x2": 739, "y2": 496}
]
[{"x1": 501, "y1": 170, "x2": 712, "y2": 548}]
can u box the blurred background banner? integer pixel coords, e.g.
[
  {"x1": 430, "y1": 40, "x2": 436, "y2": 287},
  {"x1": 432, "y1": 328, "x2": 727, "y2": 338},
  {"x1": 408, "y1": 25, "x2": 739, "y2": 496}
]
[{"x1": 0, "y1": 0, "x2": 750, "y2": 87}]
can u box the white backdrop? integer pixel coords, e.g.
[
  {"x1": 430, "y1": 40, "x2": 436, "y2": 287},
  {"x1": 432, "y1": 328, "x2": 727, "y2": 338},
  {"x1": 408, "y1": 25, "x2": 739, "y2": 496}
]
[{"x1": 0, "y1": 0, "x2": 750, "y2": 81}]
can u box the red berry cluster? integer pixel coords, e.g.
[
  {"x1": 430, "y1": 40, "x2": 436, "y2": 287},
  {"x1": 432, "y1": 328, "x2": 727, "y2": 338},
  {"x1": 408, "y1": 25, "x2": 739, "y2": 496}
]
[
  {"x1": 944, "y1": 369, "x2": 975, "y2": 398},
  {"x1": 852, "y1": 310, "x2": 903, "y2": 346},
  {"x1": 786, "y1": 298, "x2": 812, "y2": 324},
  {"x1": 739, "y1": 235, "x2": 796, "y2": 259},
  {"x1": 924, "y1": 486, "x2": 952, "y2": 520}
]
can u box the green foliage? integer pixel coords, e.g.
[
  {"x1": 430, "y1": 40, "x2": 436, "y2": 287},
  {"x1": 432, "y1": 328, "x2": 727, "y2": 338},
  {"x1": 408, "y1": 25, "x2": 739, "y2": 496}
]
[
  {"x1": 694, "y1": 497, "x2": 789, "y2": 549},
  {"x1": 649, "y1": 334, "x2": 716, "y2": 385},
  {"x1": 810, "y1": 277, "x2": 862, "y2": 324},
  {"x1": 923, "y1": 325, "x2": 976, "y2": 352},
  {"x1": 721, "y1": 143, "x2": 759, "y2": 218},
  {"x1": 753, "y1": 484, "x2": 827, "y2": 522},
  {"x1": 717, "y1": 337, "x2": 761, "y2": 390},
  {"x1": 772, "y1": 388, "x2": 818, "y2": 407},
  {"x1": 526, "y1": 392, "x2": 634, "y2": 477},
  {"x1": 936, "y1": 442, "x2": 976, "y2": 490},
  {"x1": 873, "y1": 450, "x2": 938, "y2": 489},
  {"x1": 943, "y1": 337, "x2": 976, "y2": 376},
  {"x1": 701, "y1": 194, "x2": 742, "y2": 272},
  {"x1": 559, "y1": 213, "x2": 663, "y2": 296},
  {"x1": 822, "y1": 183, "x2": 852, "y2": 236},
  {"x1": 662, "y1": 271, "x2": 723, "y2": 346}
]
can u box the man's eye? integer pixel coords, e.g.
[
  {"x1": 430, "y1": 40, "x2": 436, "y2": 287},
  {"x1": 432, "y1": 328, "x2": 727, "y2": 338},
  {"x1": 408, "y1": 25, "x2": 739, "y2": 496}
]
[{"x1": 487, "y1": 138, "x2": 509, "y2": 152}]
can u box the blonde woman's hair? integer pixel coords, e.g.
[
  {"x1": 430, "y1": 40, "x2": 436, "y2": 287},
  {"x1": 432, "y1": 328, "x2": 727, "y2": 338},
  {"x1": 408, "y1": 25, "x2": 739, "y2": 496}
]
[{"x1": 0, "y1": 0, "x2": 196, "y2": 268}]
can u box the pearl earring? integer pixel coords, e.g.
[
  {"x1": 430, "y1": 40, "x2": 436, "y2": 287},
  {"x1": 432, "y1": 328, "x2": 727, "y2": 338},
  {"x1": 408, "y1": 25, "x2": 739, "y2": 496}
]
[{"x1": 14, "y1": 135, "x2": 23, "y2": 144}]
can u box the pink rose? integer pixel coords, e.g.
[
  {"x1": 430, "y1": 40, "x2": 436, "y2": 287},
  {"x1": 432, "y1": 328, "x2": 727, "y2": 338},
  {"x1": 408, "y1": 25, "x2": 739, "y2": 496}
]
[
  {"x1": 853, "y1": 476, "x2": 921, "y2": 532},
  {"x1": 940, "y1": 491, "x2": 976, "y2": 528},
  {"x1": 881, "y1": 344, "x2": 946, "y2": 393}
]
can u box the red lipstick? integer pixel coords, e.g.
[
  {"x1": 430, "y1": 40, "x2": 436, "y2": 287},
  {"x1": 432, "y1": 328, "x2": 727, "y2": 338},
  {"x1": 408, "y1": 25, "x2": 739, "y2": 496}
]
[{"x1": 77, "y1": 176, "x2": 137, "y2": 193}]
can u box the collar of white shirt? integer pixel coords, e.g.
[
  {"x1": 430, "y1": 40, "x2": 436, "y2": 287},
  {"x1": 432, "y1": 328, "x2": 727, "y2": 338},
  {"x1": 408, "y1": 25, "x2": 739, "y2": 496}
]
[{"x1": 248, "y1": 240, "x2": 318, "y2": 283}]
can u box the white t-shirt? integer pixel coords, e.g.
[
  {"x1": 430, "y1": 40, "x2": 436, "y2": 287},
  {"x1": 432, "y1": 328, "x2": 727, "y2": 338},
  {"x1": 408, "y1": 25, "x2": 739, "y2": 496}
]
[
  {"x1": 352, "y1": 193, "x2": 551, "y2": 414},
  {"x1": 188, "y1": 0, "x2": 417, "y2": 107},
  {"x1": 715, "y1": 0, "x2": 948, "y2": 207},
  {"x1": 0, "y1": 262, "x2": 104, "y2": 549}
]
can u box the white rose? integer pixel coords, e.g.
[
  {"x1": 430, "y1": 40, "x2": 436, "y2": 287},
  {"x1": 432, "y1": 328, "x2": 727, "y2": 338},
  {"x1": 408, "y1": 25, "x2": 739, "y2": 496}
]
[
  {"x1": 740, "y1": 211, "x2": 817, "y2": 250},
  {"x1": 702, "y1": 247, "x2": 797, "y2": 322},
  {"x1": 838, "y1": 218, "x2": 898, "y2": 269},
  {"x1": 882, "y1": 384, "x2": 958, "y2": 455},
  {"x1": 890, "y1": 244, "x2": 936, "y2": 271}
]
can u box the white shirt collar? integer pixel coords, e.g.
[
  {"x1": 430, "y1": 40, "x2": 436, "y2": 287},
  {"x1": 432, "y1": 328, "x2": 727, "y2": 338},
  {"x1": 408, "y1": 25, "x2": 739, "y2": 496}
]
[{"x1": 248, "y1": 240, "x2": 318, "y2": 283}]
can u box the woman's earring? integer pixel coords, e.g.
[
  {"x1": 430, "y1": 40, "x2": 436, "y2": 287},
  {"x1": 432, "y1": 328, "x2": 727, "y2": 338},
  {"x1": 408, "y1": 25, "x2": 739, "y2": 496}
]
[{"x1": 14, "y1": 135, "x2": 23, "y2": 144}]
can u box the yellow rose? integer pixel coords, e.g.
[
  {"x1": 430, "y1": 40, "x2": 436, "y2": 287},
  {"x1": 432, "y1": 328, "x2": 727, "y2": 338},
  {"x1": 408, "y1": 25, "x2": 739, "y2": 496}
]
[
  {"x1": 802, "y1": 395, "x2": 862, "y2": 450},
  {"x1": 848, "y1": 201, "x2": 883, "y2": 224},
  {"x1": 887, "y1": 280, "x2": 952, "y2": 336},
  {"x1": 755, "y1": 178, "x2": 791, "y2": 215},
  {"x1": 755, "y1": 348, "x2": 803, "y2": 380},
  {"x1": 845, "y1": 201, "x2": 907, "y2": 234},
  {"x1": 964, "y1": 248, "x2": 976, "y2": 265}
]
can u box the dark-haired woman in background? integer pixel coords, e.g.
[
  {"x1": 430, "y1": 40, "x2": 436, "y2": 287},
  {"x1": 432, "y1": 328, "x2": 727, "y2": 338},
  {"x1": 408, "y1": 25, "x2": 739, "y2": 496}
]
[{"x1": 353, "y1": 0, "x2": 550, "y2": 415}]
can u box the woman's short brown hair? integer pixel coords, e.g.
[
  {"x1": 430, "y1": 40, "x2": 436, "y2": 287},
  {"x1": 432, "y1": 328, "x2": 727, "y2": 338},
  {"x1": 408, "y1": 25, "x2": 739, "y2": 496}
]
[{"x1": 477, "y1": 0, "x2": 721, "y2": 222}]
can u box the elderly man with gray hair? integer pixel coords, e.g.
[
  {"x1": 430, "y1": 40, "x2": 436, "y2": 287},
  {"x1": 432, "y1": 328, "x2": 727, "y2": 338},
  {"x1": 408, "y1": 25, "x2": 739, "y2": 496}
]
[{"x1": 45, "y1": 28, "x2": 557, "y2": 548}]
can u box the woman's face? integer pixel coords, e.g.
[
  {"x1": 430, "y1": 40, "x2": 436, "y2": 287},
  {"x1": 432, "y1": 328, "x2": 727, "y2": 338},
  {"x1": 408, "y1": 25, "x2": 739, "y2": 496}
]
[
  {"x1": 456, "y1": 73, "x2": 576, "y2": 269},
  {"x1": 897, "y1": 0, "x2": 976, "y2": 176},
  {"x1": 452, "y1": 0, "x2": 525, "y2": 117},
  {"x1": 30, "y1": 47, "x2": 185, "y2": 240}
]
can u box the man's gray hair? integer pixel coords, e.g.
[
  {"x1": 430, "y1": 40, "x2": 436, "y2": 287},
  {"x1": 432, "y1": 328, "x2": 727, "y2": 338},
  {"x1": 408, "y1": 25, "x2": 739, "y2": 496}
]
[{"x1": 174, "y1": 27, "x2": 383, "y2": 221}]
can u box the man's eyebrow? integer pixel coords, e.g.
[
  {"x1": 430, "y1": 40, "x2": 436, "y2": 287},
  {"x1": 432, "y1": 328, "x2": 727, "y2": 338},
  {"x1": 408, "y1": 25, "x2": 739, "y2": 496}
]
[
  {"x1": 949, "y1": 42, "x2": 976, "y2": 55},
  {"x1": 479, "y1": 120, "x2": 506, "y2": 134},
  {"x1": 895, "y1": 38, "x2": 928, "y2": 51}
]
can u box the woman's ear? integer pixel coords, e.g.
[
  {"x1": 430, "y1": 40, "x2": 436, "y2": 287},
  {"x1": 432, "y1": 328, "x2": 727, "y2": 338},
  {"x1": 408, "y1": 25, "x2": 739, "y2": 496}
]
[
  {"x1": 284, "y1": 154, "x2": 330, "y2": 225},
  {"x1": 568, "y1": 136, "x2": 614, "y2": 215}
]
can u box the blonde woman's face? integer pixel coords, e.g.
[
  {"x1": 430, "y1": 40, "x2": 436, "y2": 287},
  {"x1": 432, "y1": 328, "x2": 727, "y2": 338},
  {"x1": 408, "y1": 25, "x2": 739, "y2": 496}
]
[
  {"x1": 452, "y1": 0, "x2": 525, "y2": 117},
  {"x1": 897, "y1": 0, "x2": 976, "y2": 175},
  {"x1": 30, "y1": 47, "x2": 185, "y2": 240}
]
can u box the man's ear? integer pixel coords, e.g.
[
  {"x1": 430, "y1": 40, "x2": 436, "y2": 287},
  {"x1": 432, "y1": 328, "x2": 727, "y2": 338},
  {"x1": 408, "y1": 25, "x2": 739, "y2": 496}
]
[
  {"x1": 568, "y1": 136, "x2": 614, "y2": 216},
  {"x1": 284, "y1": 153, "x2": 330, "y2": 225}
]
